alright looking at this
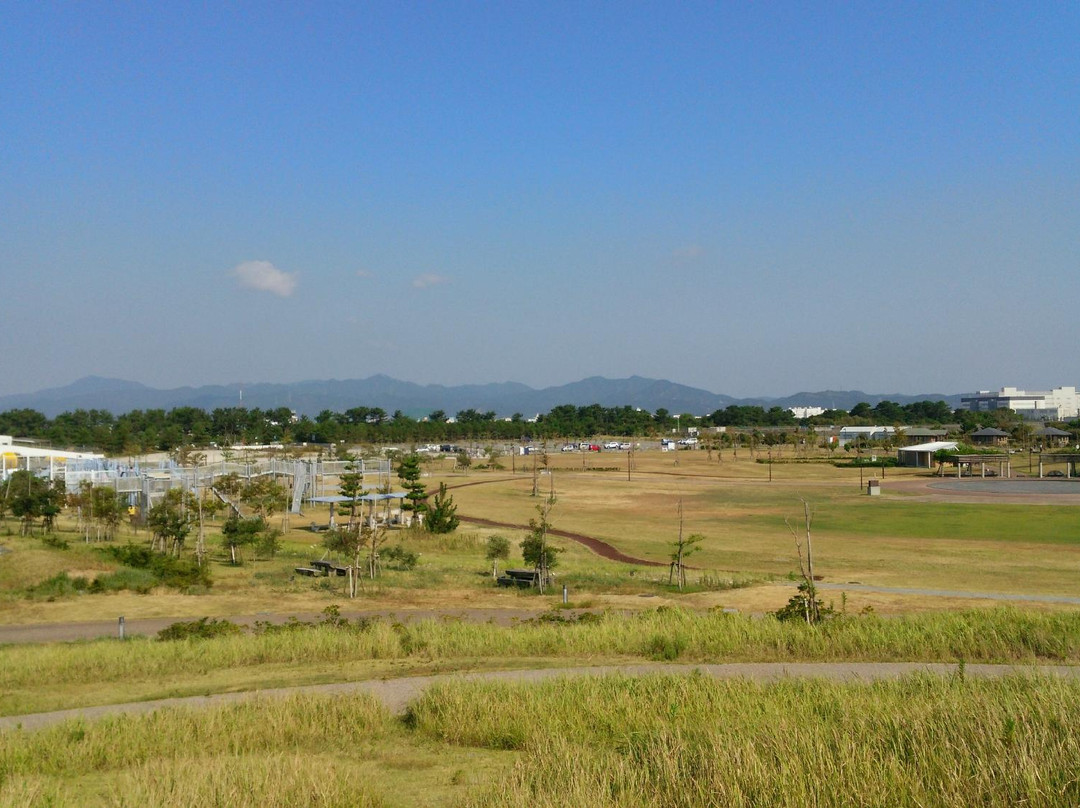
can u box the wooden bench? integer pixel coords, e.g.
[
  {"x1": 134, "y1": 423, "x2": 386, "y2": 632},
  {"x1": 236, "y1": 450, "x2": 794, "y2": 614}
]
[{"x1": 294, "y1": 567, "x2": 319, "y2": 577}]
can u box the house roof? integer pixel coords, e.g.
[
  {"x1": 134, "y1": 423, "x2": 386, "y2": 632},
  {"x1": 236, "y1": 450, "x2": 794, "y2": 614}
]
[
  {"x1": 1035, "y1": 426, "x2": 1072, "y2": 437},
  {"x1": 897, "y1": 441, "x2": 958, "y2": 453},
  {"x1": 971, "y1": 427, "x2": 1010, "y2": 437}
]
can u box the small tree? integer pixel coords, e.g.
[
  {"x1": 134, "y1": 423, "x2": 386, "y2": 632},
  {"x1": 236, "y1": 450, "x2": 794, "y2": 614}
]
[
  {"x1": 456, "y1": 451, "x2": 472, "y2": 475},
  {"x1": 669, "y1": 501, "x2": 704, "y2": 594},
  {"x1": 221, "y1": 514, "x2": 266, "y2": 565},
  {"x1": 520, "y1": 494, "x2": 559, "y2": 593},
  {"x1": 147, "y1": 489, "x2": 195, "y2": 556},
  {"x1": 775, "y1": 498, "x2": 833, "y2": 624},
  {"x1": 485, "y1": 446, "x2": 504, "y2": 470},
  {"x1": 426, "y1": 483, "x2": 459, "y2": 534},
  {"x1": 240, "y1": 476, "x2": 287, "y2": 520},
  {"x1": 5, "y1": 471, "x2": 63, "y2": 536},
  {"x1": 485, "y1": 534, "x2": 510, "y2": 579}
]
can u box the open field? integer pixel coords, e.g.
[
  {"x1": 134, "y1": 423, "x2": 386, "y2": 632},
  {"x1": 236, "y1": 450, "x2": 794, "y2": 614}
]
[
  {"x1": 3, "y1": 451, "x2": 1080, "y2": 805},
  {"x1": 2, "y1": 449, "x2": 1080, "y2": 628}
]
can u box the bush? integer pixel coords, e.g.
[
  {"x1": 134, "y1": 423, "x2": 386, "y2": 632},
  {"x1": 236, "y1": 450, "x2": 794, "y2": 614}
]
[
  {"x1": 88, "y1": 567, "x2": 159, "y2": 594},
  {"x1": 382, "y1": 544, "x2": 419, "y2": 570},
  {"x1": 645, "y1": 633, "x2": 687, "y2": 660},
  {"x1": 25, "y1": 573, "x2": 88, "y2": 600},
  {"x1": 157, "y1": 617, "x2": 243, "y2": 641},
  {"x1": 41, "y1": 533, "x2": 69, "y2": 550},
  {"x1": 98, "y1": 544, "x2": 211, "y2": 590}
]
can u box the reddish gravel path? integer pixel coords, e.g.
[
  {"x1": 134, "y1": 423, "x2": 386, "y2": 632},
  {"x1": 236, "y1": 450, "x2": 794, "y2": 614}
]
[
  {"x1": 457, "y1": 514, "x2": 666, "y2": 567},
  {"x1": 438, "y1": 477, "x2": 665, "y2": 566}
]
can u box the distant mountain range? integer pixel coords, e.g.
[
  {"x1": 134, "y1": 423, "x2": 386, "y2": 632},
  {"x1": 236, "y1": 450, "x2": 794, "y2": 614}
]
[{"x1": 0, "y1": 375, "x2": 965, "y2": 419}]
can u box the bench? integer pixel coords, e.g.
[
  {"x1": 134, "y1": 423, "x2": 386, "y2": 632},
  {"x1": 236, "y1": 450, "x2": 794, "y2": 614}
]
[
  {"x1": 294, "y1": 567, "x2": 319, "y2": 577},
  {"x1": 307, "y1": 523, "x2": 333, "y2": 533},
  {"x1": 497, "y1": 569, "x2": 542, "y2": 588},
  {"x1": 311, "y1": 560, "x2": 349, "y2": 577}
]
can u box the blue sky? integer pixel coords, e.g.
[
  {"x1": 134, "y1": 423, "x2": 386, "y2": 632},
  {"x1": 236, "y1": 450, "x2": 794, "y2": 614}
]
[{"x1": 2, "y1": 3, "x2": 1078, "y2": 399}]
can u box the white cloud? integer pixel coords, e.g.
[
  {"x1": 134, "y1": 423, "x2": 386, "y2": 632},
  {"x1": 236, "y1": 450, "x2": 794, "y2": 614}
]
[
  {"x1": 356, "y1": 269, "x2": 372, "y2": 278},
  {"x1": 411, "y1": 273, "x2": 449, "y2": 289},
  {"x1": 672, "y1": 244, "x2": 704, "y2": 261},
  {"x1": 232, "y1": 260, "x2": 297, "y2": 297}
]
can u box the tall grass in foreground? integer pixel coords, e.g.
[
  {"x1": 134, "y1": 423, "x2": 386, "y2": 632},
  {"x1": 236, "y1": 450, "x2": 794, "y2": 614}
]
[
  {"x1": 3, "y1": 608, "x2": 1079, "y2": 696},
  {"x1": 409, "y1": 673, "x2": 1080, "y2": 807},
  {"x1": 0, "y1": 694, "x2": 389, "y2": 806}
]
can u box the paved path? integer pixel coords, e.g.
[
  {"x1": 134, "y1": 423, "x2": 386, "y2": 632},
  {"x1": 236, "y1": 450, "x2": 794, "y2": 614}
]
[
  {"x1": 816, "y1": 582, "x2": 1080, "y2": 605},
  {"x1": 3, "y1": 661, "x2": 1077, "y2": 733},
  {"x1": 0, "y1": 608, "x2": 555, "y2": 645}
]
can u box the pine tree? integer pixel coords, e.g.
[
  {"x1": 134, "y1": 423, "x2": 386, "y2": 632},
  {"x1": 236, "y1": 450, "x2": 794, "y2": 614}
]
[
  {"x1": 426, "y1": 483, "x2": 459, "y2": 534},
  {"x1": 396, "y1": 454, "x2": 428, "y2": 518}
]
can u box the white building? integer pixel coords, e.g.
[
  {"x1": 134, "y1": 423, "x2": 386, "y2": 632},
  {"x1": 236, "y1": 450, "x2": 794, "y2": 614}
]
[
  {"x1": 788, "y1": 406, "x2": 826, "y2": 419},
  {"x1": 961, "y1": 387, "x2": 1080, "y2": 421},
  {"x1": 1, "y1": 435, "x2": 104, "y2": 479},
  {"x1": 896, "y1": 441, "x2": 958, "y2": 468},
  {"x1": 837, "y1": 426, "x2": 896, "y2": 446}
]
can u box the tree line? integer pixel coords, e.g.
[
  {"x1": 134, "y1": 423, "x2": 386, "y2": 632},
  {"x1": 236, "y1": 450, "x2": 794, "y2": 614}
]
[{"x1": 0, "y1": 398, "x2": 1063, "y2": 454}]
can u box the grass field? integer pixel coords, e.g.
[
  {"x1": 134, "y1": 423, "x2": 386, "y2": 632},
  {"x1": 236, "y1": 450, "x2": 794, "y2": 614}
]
[
  {"x1": 2, "y1": 449, "x2": 1079, "y2": 627},
  {"x1": 3, "y1": 673, "x2": 1079, "y2": 807},
  {"x1": 3, "y1": 607, "x2": 1078, "y2": 716},
  {"x1": 3, "y1": 451, "x2": 1080, "y2": 805}
]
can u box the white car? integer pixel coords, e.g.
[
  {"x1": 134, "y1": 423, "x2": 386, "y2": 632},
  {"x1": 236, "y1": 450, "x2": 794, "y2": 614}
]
[
  {"x1": 603, "y1": 441, "x2": 620, "y2": 450},
  {"x1": 561, "y1": 444, "x2": 577, "y2": 453},
  {"x1": 619, "y1": 442, "x2": 632, "y2": 450}
]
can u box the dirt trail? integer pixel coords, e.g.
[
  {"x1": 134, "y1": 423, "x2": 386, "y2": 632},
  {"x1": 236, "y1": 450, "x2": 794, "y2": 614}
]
[
  {"x1": 441, "y1": 477, "x2": 665, "y2": 566},
  {"x1": 3, "y1": 661, "x2": 1077, "y2": 733}
]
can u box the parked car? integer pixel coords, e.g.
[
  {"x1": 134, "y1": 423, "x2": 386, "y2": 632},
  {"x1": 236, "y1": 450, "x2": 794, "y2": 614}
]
[
  {"x1": 1047, "y1": 470, "x2": 1066, "y2": 477},
  {"x1": 603, "y1": 441, "x2": 621, "y2": 450},
  {"x1": 619, "y1": 442, "x2": 632, "y2": 450},
  {"x1": 561, "y1": 444, "x2": 577, "y2": 453}
]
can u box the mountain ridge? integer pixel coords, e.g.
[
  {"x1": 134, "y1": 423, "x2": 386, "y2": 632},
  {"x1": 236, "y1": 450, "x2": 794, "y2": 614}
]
[{"x1": 0, "y1": 376, "x2": 965, "y2": 419}]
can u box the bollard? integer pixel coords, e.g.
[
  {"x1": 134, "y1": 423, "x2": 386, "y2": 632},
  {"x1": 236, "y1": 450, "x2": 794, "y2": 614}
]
[
  {"x1": 118, "y1": 616, "x2": 125, "y2": 640},
  {"x1": 562, "y1": 585, "x2": 568, "y2": 605}
]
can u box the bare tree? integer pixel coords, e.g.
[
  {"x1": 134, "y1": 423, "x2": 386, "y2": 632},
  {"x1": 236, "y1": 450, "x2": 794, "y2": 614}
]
[
  {"x1": 784, "y1": 498, "x2": 823, "y2": 624},
  {"x1": 668, "y1": 499, "x2": 703, "y2": 590}
]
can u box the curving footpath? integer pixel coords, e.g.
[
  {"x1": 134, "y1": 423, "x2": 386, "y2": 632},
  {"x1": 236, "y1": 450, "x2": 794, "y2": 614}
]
[{"x1": 3, "y1": 661, "x2": 1079, "y2": 733}]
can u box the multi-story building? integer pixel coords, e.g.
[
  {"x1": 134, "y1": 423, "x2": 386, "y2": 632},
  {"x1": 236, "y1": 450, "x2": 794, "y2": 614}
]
[{"x1": 961, "y1": 387, "x2": 1080, "y2": 421}]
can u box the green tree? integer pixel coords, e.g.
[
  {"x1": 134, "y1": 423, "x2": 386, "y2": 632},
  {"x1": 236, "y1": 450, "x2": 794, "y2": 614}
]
[
  {"x1": 240, "y1": 475, "x2": 288, "y2": 520},
  {"x1": 456, "y1": 451, "x2": 472, "y2": 475},
  {"x1": 669, "y1": 503, "x2": 704, "y2": 591},
  {"x1": 147, "y1": 488, "x2": 195, "y2": 556},
  {"x1": 485, "y1": 534, "x2": 510, "y2": 579},
  {"x1": 426, "y1": 483, "x2": 459, "y2": 534},
  {"x1": 221, "y1": 514, "x2": 267, "y2": 565},
  {"x1": 396, "y1": 454, "x2": 428, "y2": 521},
  {"x1": 4, "y1": 471, "x2": 64, "y2": 536},
  {"x1": 337, "y1": 453, "x2": 365, "y2": 530},
  {"x1": 520, "y1": 495, "x2": 559, "y2": 592}
]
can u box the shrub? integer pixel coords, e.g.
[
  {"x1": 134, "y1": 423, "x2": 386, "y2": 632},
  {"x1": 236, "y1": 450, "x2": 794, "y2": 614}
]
[
  {"x1": 382, "y1": 544, "x2": 419, "y2": 570},
  {"x1": 157, "y1": 617, "x2": 243, "y2": 641},
  {"x1": 98, "y1": 544, "x2": 211, "y2": 590}
]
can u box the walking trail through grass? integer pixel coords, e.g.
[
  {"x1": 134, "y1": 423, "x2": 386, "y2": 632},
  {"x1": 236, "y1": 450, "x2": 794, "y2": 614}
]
[{"x1": 4, "y1": 661, "x2": 1079, "y2": 733}]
